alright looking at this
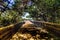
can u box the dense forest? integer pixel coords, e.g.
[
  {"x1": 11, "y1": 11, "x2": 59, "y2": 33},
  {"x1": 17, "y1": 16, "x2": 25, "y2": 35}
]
[
  {"x1": 0, "y1": 0, "x2": 60, "y2": 40},
  {"x1": 0, "y1": 0, "x2": 60, "y2": 26}
]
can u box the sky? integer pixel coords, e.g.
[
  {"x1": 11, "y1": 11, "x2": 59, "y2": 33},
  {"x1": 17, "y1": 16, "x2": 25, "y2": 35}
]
[
  {"x1": 22, "y1": 12, "x2": 33, "y2": 20},
  {"x1": 3, "y1": 0, "x2": 15, "y2": 9},
  {"x1": 22, "y1": 12, "x2": 29, "y2": 19},
  {"x1": 3, "y1": 0, "x2": 32, "y2": 8}
]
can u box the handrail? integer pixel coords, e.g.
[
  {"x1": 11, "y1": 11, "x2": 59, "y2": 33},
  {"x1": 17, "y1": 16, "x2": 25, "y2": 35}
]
[
  {"x1": 31, "y1": 21, "x2": 60, "y2": 37},
  {"x1": 0, "y1": 22, "x2": 25, "y2": 40}
]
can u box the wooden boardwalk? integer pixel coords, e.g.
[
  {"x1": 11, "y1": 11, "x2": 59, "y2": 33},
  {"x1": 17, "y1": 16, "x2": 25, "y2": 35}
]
[{"x1": 0, "y1": 21, "x2": 60, "y2": 40}]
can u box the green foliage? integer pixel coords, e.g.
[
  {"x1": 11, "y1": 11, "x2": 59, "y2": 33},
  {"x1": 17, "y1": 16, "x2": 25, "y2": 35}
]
[
  {"x1": 0, "y1": 0, "x2": 24, "y2": 26},
  {"x1": 26, "y1": 0, "x2": 60, "y2": 23},
  {"x1": 0, "y1": 10, "x2": 23, "y2": 26},
  {"x1": 0, "y1": 0, "x2": 60, "y2": 26}
]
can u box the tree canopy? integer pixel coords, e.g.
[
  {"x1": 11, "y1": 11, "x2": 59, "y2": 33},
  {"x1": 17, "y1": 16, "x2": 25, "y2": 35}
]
[{"x1": 0, "y1": 0, "x2": 60, "y2": 26}]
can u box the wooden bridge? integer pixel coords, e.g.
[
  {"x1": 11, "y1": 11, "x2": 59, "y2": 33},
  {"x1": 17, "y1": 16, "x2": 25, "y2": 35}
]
[{"x1": 0, "y1": 21, "x2": 60, "y2": 40}]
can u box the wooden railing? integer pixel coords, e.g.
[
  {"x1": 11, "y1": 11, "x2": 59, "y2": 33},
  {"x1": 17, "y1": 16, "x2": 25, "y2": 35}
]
[
  {"x1": 31, "y1": 21, "x2": 60, "y2": 37},
  {"x1": 43, "y1": 22, "x2": 60, "y2": 37},
  {"x1": 0, "y1": 21, "x2": 60, "y2": 40},
  {"x1": 0, "y1": 24, "x2": 14, "y2": 40},
  {"x1": 0, "y1": 22, "x2": 25, "y2": 40}
]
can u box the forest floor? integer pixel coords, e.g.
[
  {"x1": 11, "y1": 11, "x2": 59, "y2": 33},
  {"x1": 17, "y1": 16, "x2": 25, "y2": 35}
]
[{"x1": 10, "y1": 27, "x2": 55, "y2": 40}]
